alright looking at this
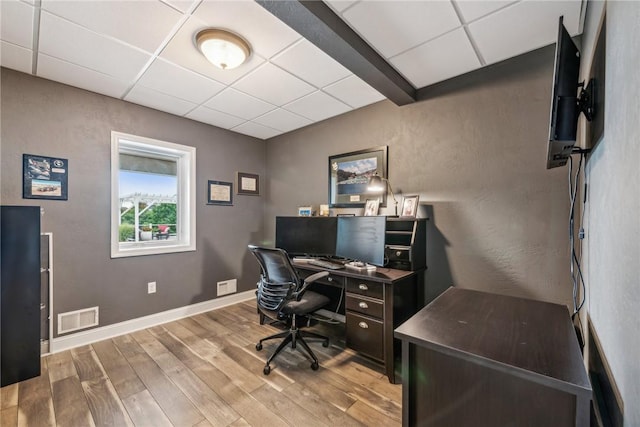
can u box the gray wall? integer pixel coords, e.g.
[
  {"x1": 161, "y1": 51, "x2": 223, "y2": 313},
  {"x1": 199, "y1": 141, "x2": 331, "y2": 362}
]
[
  {"x1": 265, "y1": 45, "x2": 573, "y2": 307},
  {"x1": 582, "y1": 2, "x2": 640, "y2": 425},
  {"x1": 0, "y1": 69, "x2": 264, "y2": 336}
]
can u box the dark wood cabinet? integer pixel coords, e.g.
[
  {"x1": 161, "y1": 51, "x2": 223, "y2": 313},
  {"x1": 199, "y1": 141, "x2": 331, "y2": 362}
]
[
  {"x1": 1, "y1": 205, "x2": 42, "y2": 387},
  {"x1": 395, "y1": 287, "x2": 592, "y2": 427},
  {"x1": 385, "y1": 218, "x2": 427, "y2": 271}
]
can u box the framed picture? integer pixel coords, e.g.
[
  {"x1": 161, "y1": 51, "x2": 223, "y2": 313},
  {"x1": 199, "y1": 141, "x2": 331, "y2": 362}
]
[
  {"x1": 237, "y1": 172, "x2": 259, "y2": 195},
  {"x1": 400, "y1": 195, "x2": 419, "y2": 218},
  {"x1": 23, "y1": 154, "x2": 68, "y2": 200},
  {"x1": 207, "y1": 180, "x2": 233, "y2": 205},
  {"x1": 364, "y1": 199, "x2": 380, "y2": 216},
  {"x1": 329, "y1": 146, "x2": 387, "y2": 208}
]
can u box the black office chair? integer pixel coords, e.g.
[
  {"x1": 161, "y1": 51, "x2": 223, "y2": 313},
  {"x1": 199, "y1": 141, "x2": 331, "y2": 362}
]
[{"x1": 248, "y1": 245, "x2": 331, "y2": 375}]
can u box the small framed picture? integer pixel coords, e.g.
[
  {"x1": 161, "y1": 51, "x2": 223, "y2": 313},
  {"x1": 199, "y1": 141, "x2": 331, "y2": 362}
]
[
  {"x1": 23, "y1": 154, "x2": 69, "y2": 200},
  {"x1": 207, "y1": 180, "x2": 233, "y2": 205},
  {"x1": 400, "y1": 195, "x2": 419, "y2": 218},
  {"x1": 298, "y1": 206, "x2": 313, "y2": 216},
  {"x1": 364, "y1": 199, "x2": 380, "y2": 216},
  {"x1": 237, "y1": 172, "x2": 259, "y2": 196}
]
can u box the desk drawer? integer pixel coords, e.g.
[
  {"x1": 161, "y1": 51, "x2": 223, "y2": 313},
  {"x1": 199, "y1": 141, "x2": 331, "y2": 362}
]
[
  {"x1": 346, "y1": 312, "x2": 384, "y2": 361},
  {"x1": 346, "y1": 278, "x2": 383, "y2": 300},
  {"x1": 346, "y1": 294, "x2": 383, "y2": 319},
  {"x1": 298, "y1": 269, "x2": 345, "y2": 288}
]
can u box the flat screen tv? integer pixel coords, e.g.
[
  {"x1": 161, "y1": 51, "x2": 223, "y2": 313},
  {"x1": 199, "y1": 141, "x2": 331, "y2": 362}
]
[
  {"x1": 335, "y1": 216, "x2": 386, "y2": 267},
  {"x1": 275, "y1": 216, "x2": 337, "y2": 257},
  {"x1": 547, "y1": 16, "x2": 582, "y2": 169}
]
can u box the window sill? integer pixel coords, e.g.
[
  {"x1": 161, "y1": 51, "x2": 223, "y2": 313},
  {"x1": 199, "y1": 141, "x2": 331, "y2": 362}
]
[{"x1": 111, "y1": 241, "x2": 195, "y2": 258}]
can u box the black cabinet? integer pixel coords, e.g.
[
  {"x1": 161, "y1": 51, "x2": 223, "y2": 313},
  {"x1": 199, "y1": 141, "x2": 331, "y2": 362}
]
[
  {"x1": 1, "y1": 205, "x2": 41, "y2": 386},
  {"x1": 385, "y1": 218, "x2": 427, "y2": 271}
]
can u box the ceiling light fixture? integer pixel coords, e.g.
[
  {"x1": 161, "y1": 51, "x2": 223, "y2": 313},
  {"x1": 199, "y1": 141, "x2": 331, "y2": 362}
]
[{"x1": 195, "y1": 29, "x2": 251, "y2": 70}]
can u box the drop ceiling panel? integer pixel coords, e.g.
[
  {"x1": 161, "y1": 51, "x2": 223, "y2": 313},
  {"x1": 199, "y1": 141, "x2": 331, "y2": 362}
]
[
  {"x1": 162, "y1": 0, "x2": 198, "y2": 14},
  {"x1": 192, "y1": 0, "x2": 301, "y2": 59},
  {"x1": 41, "y1": 0, "x2": 183, "y2": 53},
  {"x1": 324, "y1": 1, "x2": 357, "y2": 13},
  {"x1": 186, "y1": 106, "x2": 246, "y2": 129},
  {"x1": 136, "y1": 58, "x2": 225, "y2": 104},
  {"x1": 284, "y1": 91, "x2": 352, "y2": 122},
  {"x1": 391, "y1": 28, "x2": 482, "y2": 88},
  {"x1": 341, "y1": 1, "x2": 461, "y2": 58},
  {"x1": 323, "y1": 76, "x2": 385, "y2": 109},
  {"x1": 0, "y1": 41, "x2": 32, "y2": 74},
  {"x1": 1, "y1": 0, "x2": 34, "y2": 48},
  {"x1": 125, "y1": 85, "x2": 197, "y2": 117},
  {"x1": 469, "y1": 0, "x2": 584, "y2": 65},
  {"x1": 37, "y1": 54, "x2": 130, "y2": 99},
  {"x1": 204, "y1": 88, "x2": 275, "y2": 121},
  {"x1": 253, "y1": 108, "x2": 312, "y2": 133},
  {"x1": 455, "y1": 1, "x2": 517, "y2": 23},
  {"x1": 231, "y1": 121, "x2": 280, "y2": 140},
  {"x1": 159, "y1": 16, "x2": 265, "y2": 86},
  {"x1": 233, "y1": 63, "x2": 315, "y2": 106},
  {"x1": 38, "y1": 12, "x2": 151, "y2": 81},
  {"x1": 271, "y1": 39, "x2": 351, "y2": 88}
]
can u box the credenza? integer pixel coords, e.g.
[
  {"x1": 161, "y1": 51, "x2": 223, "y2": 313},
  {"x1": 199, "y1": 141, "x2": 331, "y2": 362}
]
[{"x1": 394, "y1": 287, "x2": 592, "y2": 426}]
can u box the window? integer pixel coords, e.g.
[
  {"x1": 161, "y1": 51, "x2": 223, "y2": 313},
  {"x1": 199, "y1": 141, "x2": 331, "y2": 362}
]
[{"x1": 111, "y1": 131, "x2": 196, "y2": 258}]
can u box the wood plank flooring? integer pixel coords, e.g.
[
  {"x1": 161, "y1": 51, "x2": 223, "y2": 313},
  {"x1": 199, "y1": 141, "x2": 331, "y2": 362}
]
[{"x1": 0, "y1": 300, "x2": 401, "y2": 426}]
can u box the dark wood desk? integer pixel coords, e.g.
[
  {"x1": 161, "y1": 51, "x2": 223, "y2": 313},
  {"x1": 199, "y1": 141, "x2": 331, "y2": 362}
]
[
  {"x1": 394, "y1": 287, "x2": 592, "y2": 427},
  {"x1": 294, "y1": 261, "x2": 419, "y2": 383}
]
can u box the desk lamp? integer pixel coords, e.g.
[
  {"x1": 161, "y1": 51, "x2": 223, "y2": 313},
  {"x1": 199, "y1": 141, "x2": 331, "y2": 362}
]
[{"x1": 368, "y1": 173, "x2": 398, "y2": 216}]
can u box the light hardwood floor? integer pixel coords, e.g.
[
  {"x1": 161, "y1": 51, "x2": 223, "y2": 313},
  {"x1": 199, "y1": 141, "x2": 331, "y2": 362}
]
[{"x1": 1, "y1": 300, "x2": 401, "y2": 426}]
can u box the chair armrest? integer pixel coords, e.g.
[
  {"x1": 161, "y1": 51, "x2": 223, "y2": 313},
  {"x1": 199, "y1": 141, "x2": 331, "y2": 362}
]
[{"x1": 294, "y1": 271, "x2": 330, "y2": 301}]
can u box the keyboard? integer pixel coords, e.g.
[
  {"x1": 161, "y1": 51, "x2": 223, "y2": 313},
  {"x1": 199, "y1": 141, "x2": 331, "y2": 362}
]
[{"x1": 307, "y1": 259, "x2": 345, "y2": 270}]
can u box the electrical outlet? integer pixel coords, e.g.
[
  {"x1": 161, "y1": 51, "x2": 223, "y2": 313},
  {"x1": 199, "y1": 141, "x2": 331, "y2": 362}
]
[{"x1": 148, "y1": 281, "x2": 156, "y2": 294}]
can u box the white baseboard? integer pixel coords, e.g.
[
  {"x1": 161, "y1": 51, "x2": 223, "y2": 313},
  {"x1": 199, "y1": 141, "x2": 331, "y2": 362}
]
[{"x1": 49, "y1": 290, "x2": 255, "y2": 354}]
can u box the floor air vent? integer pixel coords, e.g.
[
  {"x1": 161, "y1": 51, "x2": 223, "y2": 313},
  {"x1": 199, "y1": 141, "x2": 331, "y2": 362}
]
[{"x1": 57, "y1": 306, "x2": 99, "y2": 335}]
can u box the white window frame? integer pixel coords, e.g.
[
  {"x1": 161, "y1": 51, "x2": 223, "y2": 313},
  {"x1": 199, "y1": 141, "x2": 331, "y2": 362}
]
[{"x1": 110, "y1": 131, "x2": 196, "y2": 258}]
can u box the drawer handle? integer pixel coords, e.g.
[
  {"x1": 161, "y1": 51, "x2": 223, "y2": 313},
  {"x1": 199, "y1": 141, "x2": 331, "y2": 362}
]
[
  {"x1": 327, "y1": 277, "x2": 333, "y2": 282},
  {"x1": 358, "y1": 302, "x2": 369, "y2": 309},
  {"x1": 358, "y1": 321, "x2": 369, "y2": 329},
  {"x1": 358, "y1": 284, "x2": 369, "y2": 291}
]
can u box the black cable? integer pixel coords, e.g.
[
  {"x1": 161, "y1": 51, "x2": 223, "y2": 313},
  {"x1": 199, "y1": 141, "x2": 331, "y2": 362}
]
[{"x1": 568, "y1": 152, "x2": 587, "y2": 319}]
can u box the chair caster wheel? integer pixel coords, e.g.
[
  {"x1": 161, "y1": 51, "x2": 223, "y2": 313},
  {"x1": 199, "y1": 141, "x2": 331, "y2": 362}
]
[
  {"x1": 311, "y1": 361, "x2": 319, "y2": 371},
  {"x1": 322, "y1": 340, "x2": 329, "y2": 347},
  {"x1": 263, "y1": 365, "x2": 271, "y2": 375},
  {"x1": 256, "y1": 343, "x2": 263, "y2": 351}
]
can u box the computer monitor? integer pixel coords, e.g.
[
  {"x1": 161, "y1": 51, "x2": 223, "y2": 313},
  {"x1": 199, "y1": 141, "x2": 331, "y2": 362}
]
[
  {"x1": 335, "y1": 216, "x2": 386, "y2": 266},
  {"x1": 275, "y1": 216, "x2": 337, "y2": 257}
]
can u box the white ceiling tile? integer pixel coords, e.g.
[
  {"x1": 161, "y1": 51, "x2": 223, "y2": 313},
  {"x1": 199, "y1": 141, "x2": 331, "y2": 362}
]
[
  {"x1": 323, "y1": 76, "x2": 385, "y2": 109},
  {"x1": 1, "y1": 0, "x2": 34, "y2": 48},
  {"x1": 253, "y1": 108, "x2": 312, "y2": 133},
  {"x1": 271, "y1": 39, "x2": 351, "y2": 88},
  {"x1": 38, "y1": 12, "x2": 151, "y2": 81},
  {"x1": 284, "y1": 91, "x2": 352, "y2": 122},
  {"x1": 231, "y1": 121, "x2": 281, "y2": 140},
  {"x1": 233, "y1": 63, "x2": 315, "y2": 106},
  {"x1": 137, "y1": 58, "x2": 225, "y2": 104},
  {"x1": 342, "y1": 1, "x2": 461, "y2": 58},
  {"x1": 324, "y1": 1, "x2": 358, "y2": 13},
  {"x1": 455, "y1": 1, "x2": 517, "y2": 23},
  {"x1": 391, "y1": 28, "x2": 481, "y2": 88},
  {"x1": 41, "y1": 0, "x2": 183, "y2": 53},
  {"x1": 160, "y1": 16, "x2": 265, "y2": 86},
  {"x1": 192, "y1": 0, "x2": 301, "y2": 59},
  {"x1": 186, "y1": 106, "x2": 245, "y2": 129},
  {"x1": 0, "y1": 41, "x2": 32, "y2": 74},
  {"x1": 469, "y1": 0, "x2": 583, "y2": 65},
  {"x1": 125, "y1": 85, "x2": 197, "y2": 116},
  {"x1": 204, "y1": 88, "x2": 275, "y2": 120},
  {"x1": 37, "y1": 53, "x2": 130, "y2": 99},
  {"x1": 161, "y1": 0, "x2": 198, "y2": 14}
]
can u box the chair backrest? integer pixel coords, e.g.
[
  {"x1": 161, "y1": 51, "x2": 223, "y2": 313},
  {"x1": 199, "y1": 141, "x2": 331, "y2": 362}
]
[{"x1": 248, "y1": 245, "x2": 301, "y2": 312}]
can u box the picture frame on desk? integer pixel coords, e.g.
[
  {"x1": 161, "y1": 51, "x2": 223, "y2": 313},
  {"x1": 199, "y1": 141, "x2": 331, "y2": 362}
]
[
  {"x1": 328, "y1": 146, "x2": 387, "y2": 208},
  {"x1": 364, "y1": 199, "x2": 380, "y2": 216},
  {"x1": 400, "y1": 195, "x2": 419, "y2": 218}
]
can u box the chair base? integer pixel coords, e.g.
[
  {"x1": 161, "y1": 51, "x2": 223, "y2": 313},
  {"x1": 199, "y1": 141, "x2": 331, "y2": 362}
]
[{"x1": 256, "y1": 321, "x2": 329, "y2": 375}]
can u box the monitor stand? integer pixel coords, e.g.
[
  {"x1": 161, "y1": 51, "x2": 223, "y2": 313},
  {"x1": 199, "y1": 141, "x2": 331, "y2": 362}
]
[{"x1": 345, "y1": 261, "x2": 377, "y2": 272}]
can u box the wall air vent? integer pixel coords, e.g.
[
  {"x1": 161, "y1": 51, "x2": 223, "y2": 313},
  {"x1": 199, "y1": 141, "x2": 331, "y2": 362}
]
[{"x1": 57, "y1": 306, "x2": 99, "y2": 335}]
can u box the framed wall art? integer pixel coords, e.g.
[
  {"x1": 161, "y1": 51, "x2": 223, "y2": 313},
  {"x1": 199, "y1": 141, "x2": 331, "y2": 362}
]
[
  {"x1": 400, "y1": 195, "x2": 419, "y2": 218},
  {"x1": 23, "y1": 154, "x2": 68, "y2": 200},
  {"x1": 207, "y1": 180, "x2": 233, "y2": 205},
  {"x1": 328, "y1": 146, "x2": 387, "y2": 208},
  {"x1": 237, "y1": 172, "x2": 259, "y2": 196}
]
